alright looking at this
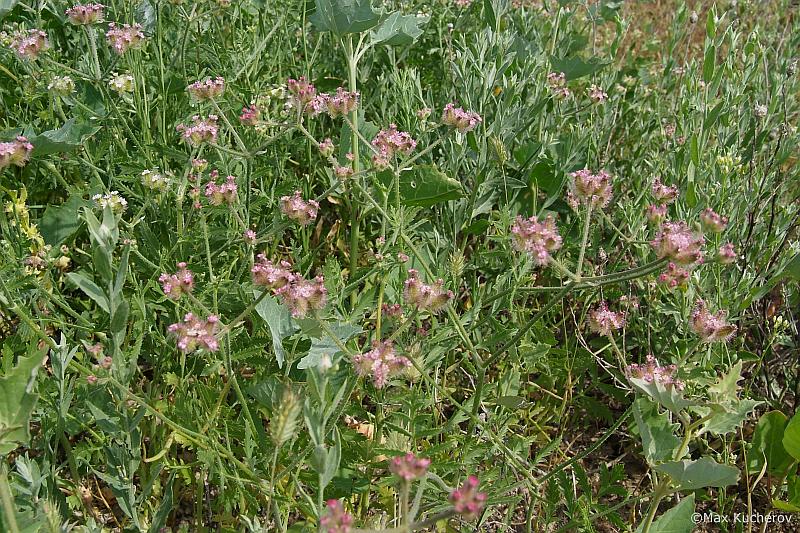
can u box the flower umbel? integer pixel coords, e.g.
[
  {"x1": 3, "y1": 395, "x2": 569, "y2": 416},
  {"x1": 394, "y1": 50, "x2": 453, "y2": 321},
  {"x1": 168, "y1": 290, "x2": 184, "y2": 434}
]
[
  {"x1": 187, "y1": 76, "x2": 225, "y2": 101},
  {"x1": 280, "y1": 190, "x2": 319, "y2": 226},
  {"x1": 651, "y1": 221, "x2": 704, "y2": 265},
  {"x1": 626, "y1": 355, "x2": 684, "y2": 389},
  {"x1": 10, "y1": 29, "x2": 48, "y2": 60},
  {"x1": 177, "y1": 115, "x2": 219, "y2": 146},
  {"x1": 352, "y1": 340, "x2": 411, "y2": 389},
  {"x1": 449, "y1": 476, "x2": 488, "y2": 520},
  {"x1": 510, "y1": 215, "x2": 562, "y2": 265},
  {"x1": 105, "y1": 23, "x2": 145, "y2": 54},
  {"x1": 588, "y1": 301, "x2": 626, "y2": 337},
  {"x1": 389, "y1": 452, "x2": 431, "y2": 481},
  {"x1": 441, "y1": 103, "x2": 482, "y2": 132},
  {"x1": 65, "y1": 3, "x2": 105, "y2": 25},
  {"x1": 568, "y1": 169, "x2": 613, "y2": 208},
  {"x1": 159, "y1": 262, "x2": 194, "y2": 300},
  {"x1": 699, "y1": 208, "x2": 728, "y2": 233},
  {"x1": 320, "y1": 500, "x2": 353, "y2": 533},
  {"x1": 403, "y1": 269, "x2": 454, "y2": 314},
  {"x1": 0, "y1": 137, "x2": 34, "y2": 169},
  {"x1": 168, "y1": 313, "x2": 220, "y2": 353},
  {"x1": 691, "y1": 300, "x2": 737, "y2": 343}
]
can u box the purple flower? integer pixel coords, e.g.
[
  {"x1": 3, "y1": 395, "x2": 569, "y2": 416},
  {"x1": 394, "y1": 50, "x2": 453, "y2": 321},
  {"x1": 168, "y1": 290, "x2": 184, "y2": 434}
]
[
  {"x1": 106, "y1": 23, "x2": 145, "y2": 54},
  {"x1": 568, "y1": 169, "x2": 613, "y2": 209},
  {"x1": 626, "y1": 355, "x2": 684, "y2": 389},
  {"x1": 389, "y1": 452, "x2": 431, "y2": 481},
  {"x1": 159, "y1": 262, "x2": 194, "y2": 300},
  {"x1": 691, "y1": 300, "x2": 736, "y2": 343},
  {"x1": 65, "y1": 3, "x2": 105, "y2": 25},
  {"x1": 177, "y1": 115, "x2": 219, "y2": 146},
  {"x1": 10, "y1": 29, "x2": 48, "y2": 60},
  {"x1": 449, "y1": 476, "x2": 487, "y2": 520},
  {"x1": 168, "y1": 313, "x2": 220, "y2": 353},
  {"x1": 280, "y1": 190, "x2": 319, "y2": 226},
  {"x1": 0, "y1": 136, "x2": 33, "y2": 169},
  {"x1": 699, "y1": 208, "x2": 728, "y2": 233},
  {"x1": 187, "y1": 76, "x2": 225, "y2": 101},
  {"x1": 651, "y1": 221, "x2": 704, "y2": 265},
  {"x1": 718, "y1": 242, "x2": 736, "y2": 264},
  {"x1": 588, "y1": 301, "x2": 626, "y2": 337},
  {"x1": 320, "y1": 500, "x2": 353, "y2": 533},
  {"x1": 403, "y1": 269, "x2": 453, "y2": 314},
  {"x1": 441, "y1": 103, "x2": 482, "y2": 132},
  {"x1": 352, "y1": 340, "x2": 411, "y2": 389},
  {"x1": 510, "y1": 215, "x2": 562, "y2": 265}
]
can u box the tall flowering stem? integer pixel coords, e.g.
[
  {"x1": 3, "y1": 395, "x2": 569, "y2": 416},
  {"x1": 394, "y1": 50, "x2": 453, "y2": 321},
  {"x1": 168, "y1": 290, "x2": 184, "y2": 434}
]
[{"x1": 345, "y1": 34, "x2": 362, "y2": 301}]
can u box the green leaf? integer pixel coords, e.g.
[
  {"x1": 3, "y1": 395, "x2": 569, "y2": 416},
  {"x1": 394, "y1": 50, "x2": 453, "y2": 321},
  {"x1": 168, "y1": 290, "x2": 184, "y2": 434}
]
[
  {"x1": 699, "y1": 399, "x2": 760, "y2": 436},
  {"x1": 0, "y1": 351, "x2": 46, "y2": 455},
  {"x1": 635, "y1": 494, "x2": 695, "y2": 533},
  {"x1": 148, "y1": 474, "x2": 175, "y2": 533},
  {"x1": 706, "y1": 9, "x2": 716, "y2": 39},
  {"x1": 548, "y1": 55, "x2": 609, "y2": 80},
  {"x1": 782, "y1": 411, "x2": 800, "y2": 462},
  {"x1": 629, "y1": 377, "x2": 694, "y2": 415},
  {"x1": 747, "y1": 411, "x2": 794, "y2": 476},
  {"x1": 632, "y1": 398, "x2": 681, "y2": 464},
  {"x1": 254, "y1": 291, "x2": 298, "y2": 368},
  {"x1": 135, "y1": 0, "x2": 156, "y2": 35},
  {"x1": 0, "y1": 0, "x2": 19, "y2": 20},
  {"x1": 297, "y1": 322, "x2": 361, "y2": 370},
  {"x1": 370, "y1": 12, "x2": 427, "y2": 46},
  {"x1": 28, "y1": 119, "x2": 102, "y2": 157},
  {"x1": 66, "y1": 272, "x2": 110, "y2": 313},
  {"x1": 310, "y1": 0, "x2": 383, "y2": 36},
  {"x1": 40, "y1": 195, "x2": 90, "y2": 246},
  {"x1": 394, "y1": 165, "x2": 464, "y2": 207},
  {"x1": 654, "y1": 457, "x2": 739, "y2": 490},
  {"x1": 702, "y1": 45, "x2": 716, "y2": 82}
]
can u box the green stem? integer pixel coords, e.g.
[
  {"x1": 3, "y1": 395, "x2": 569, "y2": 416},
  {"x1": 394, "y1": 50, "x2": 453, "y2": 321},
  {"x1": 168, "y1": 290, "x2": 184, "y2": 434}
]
[
  {"x1": 640, "y1": 479, "x2": 670, "y2": 533},
  {"x1": 576, "y1": 203, "x2": 594, "y2": 280},
  {"x1": 86, "y1": 27, "x2": 102, "y2": 80},
  {"x1": 0, "y1": 464, "x2": 19, "y2": 533}
]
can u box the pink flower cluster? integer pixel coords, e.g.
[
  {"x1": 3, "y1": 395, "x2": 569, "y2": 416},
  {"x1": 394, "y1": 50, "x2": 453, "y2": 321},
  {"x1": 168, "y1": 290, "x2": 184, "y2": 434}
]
[
  {"x1": 251, "y1": 256, "x2": 327, "y2": 317},
  {"x1": 651, "y1": 178, "x2": 679, "y2": 203},
  {"x1": 320, "y1": 500, "x2": 353, "y2": 533},
  {"x1": 700, "y1": 208, "x2": 728, "y2": 233},
  {"x1": 311, "y1": 87, "x2": 359, "y2": 118},
  {"x1": 187, "y1": 76, "x2": 225, "y2": 101},
  {"x1": 626, "y1": 355, "x2": 684, "y2": 390},
  {"x1": 177, "y1": 115, "x2": 219, "y2": 145},
  {"x1": 441, "y1": 103, "x2": 482, "y2": 132},
  {"x1": 547, "y1": 72, "x2": 571, "y2": 99},
  {"x1": 568, "y1": 168, "x2": 613, "y2": 209},
  {"x1": 658, "y1": 262, "x2": 690, "y2": 288},
  {"x1": 389, "y1": 452, "x2": 431, "y2": 481},
  {"x1": 588, "y1": 301, "x2": 626, "y2": 337},
  {"x1": 371, "y1": 125, "x2": 416, "y2": 169},
  {"x1": 718, "y1": 242, "x2": 736, "y2": 264},
  {"x1": 449, "y1": 476, "x2": 488, "y2": 520},
  {"x1": 646, "y1": 203, "x2": 668, "y2": 224},
  {"x1": 205, "y1": 173, "x2": 238, "y2": 205},
  {"x1": 239, "y1": 104, "x2": 260, "y2": 126},
  {"x1": 287, "y1": 76, "x2": 317, "y2": 113},
  {"x1": 280, "y1": 190, "x2": 319, "y2": 226},
  {"x1": 318, "y1": 138, "x2": 334, "y2": 157},
  {"x1": 106, "y1": 23, "x2": 145, "y2": 54},
  {"x1": 0, "y1": 136, "x2": 33, "y2": 169},
  {"x1": 691, "y1": 300, "x2": 736, "y2": 343},
  {"x1": 510, "y1": 215, "x2": 562, "y2": 265},
  {"x1": 588, "y1": 84, "x2": 608, "y2": 103},
  {"x1": 647, "y1": 178, "x2": 679, "y2": 224},
  {"x1": 352, "y1": 340, "x2": 411, "y2": 389},
  {"x1": 10, "y1": 29, "x2": 48, "y2": 60},
  {"x1": 168, "y1": 313, "x2": 220, "y2": 353},
  {"x1": 159, "y1": 262, "x2": 194, "y2": 300},
  {"x1": 651, "y1": 221, "x2": 704, "y2": 265},
  {"x1": 65, "y1": 3, "x2": 105, "y2": 25},
  {"x1": 403, "y1": 269, "x2": 453, "y2": 314}
]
